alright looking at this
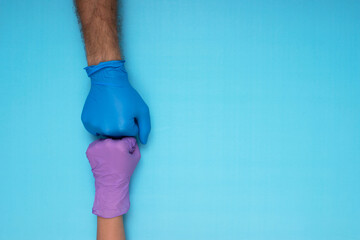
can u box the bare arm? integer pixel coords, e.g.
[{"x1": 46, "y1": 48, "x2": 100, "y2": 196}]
[
  {"x1": 97, "y1": 216, "x2": 126, "y2": 240},
  {"x1": 74, "y1": 0, "x2": 121, "y2": 66}
]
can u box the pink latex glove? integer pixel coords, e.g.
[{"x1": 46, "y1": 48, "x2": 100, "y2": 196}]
[{"x1": 86, "y1": 137, "x2": 141, "y2": 218}]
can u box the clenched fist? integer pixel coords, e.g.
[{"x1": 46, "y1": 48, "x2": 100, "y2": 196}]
[{"x1": 81, "y1": 60, "x2": 151, "y2": 144}]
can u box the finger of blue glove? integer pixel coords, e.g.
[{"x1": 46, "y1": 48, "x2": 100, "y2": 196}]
[
  {"x1": 116, "y1": 118, "x2": 139, "y2": 138},
  {"x1": 136, "y1": 108, "x2": 151, "y2": 144}
]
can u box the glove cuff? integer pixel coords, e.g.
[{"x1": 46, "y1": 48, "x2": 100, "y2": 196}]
[
  {"x1": 92, "y1": 180, "x2": 131, "y2": 218},
  {"x1": 85, "y1": 60, "x2": 129, "y2": 86},
  {"x1": 85, "y1": 60, "x2": 126, "y2": 76}
]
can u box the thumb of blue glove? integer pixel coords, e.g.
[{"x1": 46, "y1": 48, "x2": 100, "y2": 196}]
[{"x1": 81, "y1": 60, "x2": 151, "y2": 144}]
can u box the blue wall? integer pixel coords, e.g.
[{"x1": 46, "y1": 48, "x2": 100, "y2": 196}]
[{"x1": 0, "y1": 0, "x2": 359, "y2": 239}]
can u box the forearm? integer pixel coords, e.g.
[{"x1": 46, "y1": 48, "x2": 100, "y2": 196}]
[
  {"x1": 74, "y1": 0, "x2": 121, "y2": 66},
  {"x1": 97, "y1": 216, "x2": 126, "y2": 240}
]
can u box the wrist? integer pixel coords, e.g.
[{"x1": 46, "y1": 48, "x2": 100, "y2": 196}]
[
  {"x1": 87, "y1": 53, "x2": 122, "y2": 67},
  {"x1": 85, "y1": 44, "x2": 122, "y2": 66}
]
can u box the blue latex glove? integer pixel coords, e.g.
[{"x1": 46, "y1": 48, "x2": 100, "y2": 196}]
[{"x1": 81, "y1": 60, "x2": 151, "y2": 144}]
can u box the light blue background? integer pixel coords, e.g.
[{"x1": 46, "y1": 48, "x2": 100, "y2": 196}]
[{"x1": 0, "y1": 0, "x2": 359, "y2": 239}]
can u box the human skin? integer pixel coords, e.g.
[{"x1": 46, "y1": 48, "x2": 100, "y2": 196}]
[
  {"x1": 74, "y1": 0, "x2": 122, "y2": 66},
  {"x1": 97, "y1": 217, "x2": 126, "y2": 240}
]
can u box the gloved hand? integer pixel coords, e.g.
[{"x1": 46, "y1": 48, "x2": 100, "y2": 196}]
[
  {"x1": 86, "y1": 137, "x2": 141, "y2": 218},
  {"x1": 81, "y1": 60, "x2": 151, "y2": 144}
]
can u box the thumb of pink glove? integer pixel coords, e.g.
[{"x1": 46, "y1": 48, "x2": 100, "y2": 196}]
[{"x1": 86, "y1": 137, "x2": 141, "y2": 218}]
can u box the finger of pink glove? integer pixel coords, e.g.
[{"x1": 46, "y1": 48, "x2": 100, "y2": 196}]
[{"x1": 86, "y1": 137, "x2": 141, "y2": 218}]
